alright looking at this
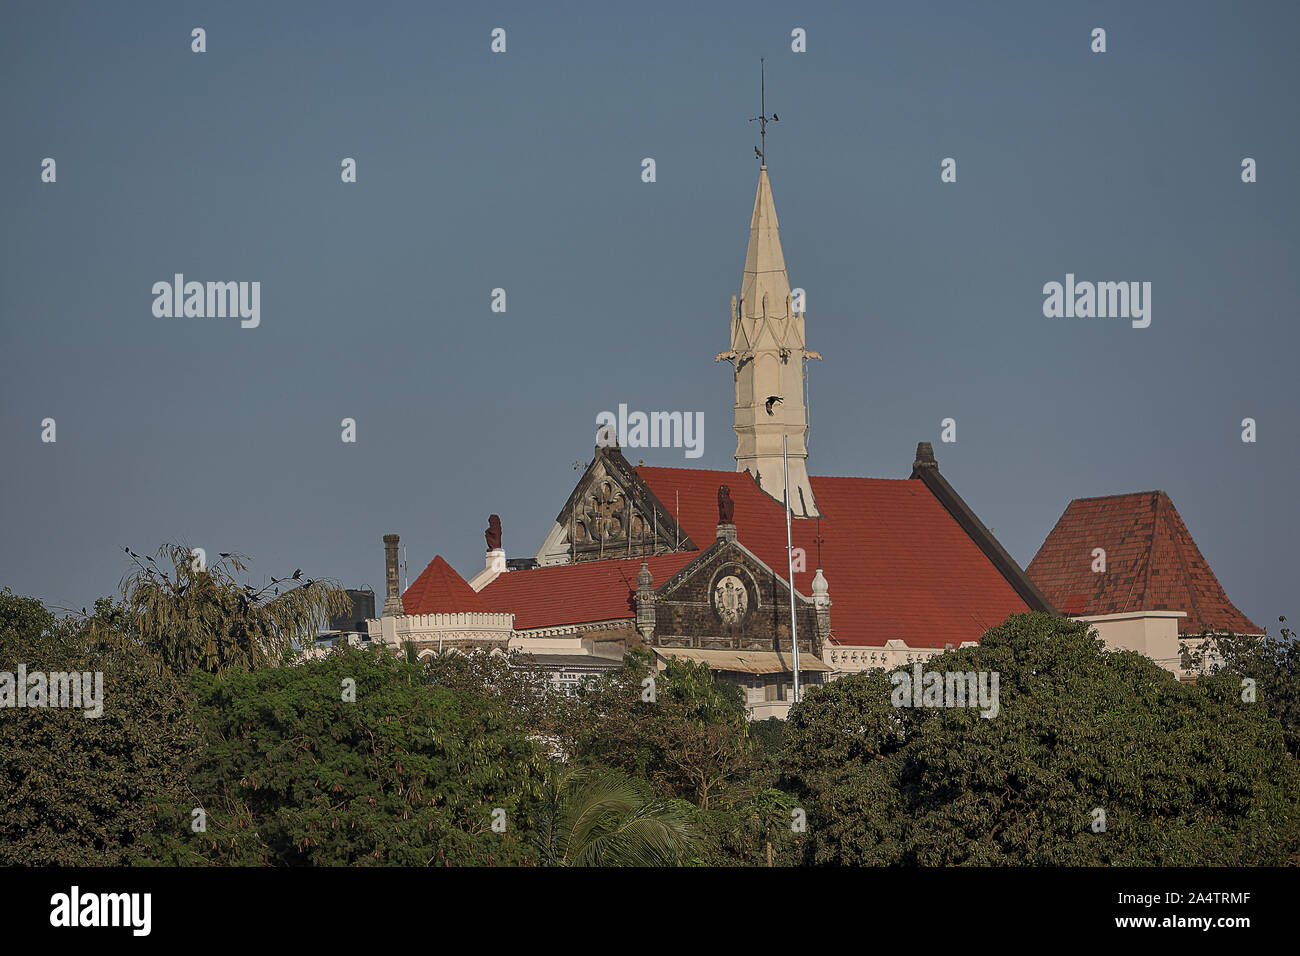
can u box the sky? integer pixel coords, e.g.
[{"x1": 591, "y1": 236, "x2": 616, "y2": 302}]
[{"x1": 1, "y1": 0, "x2": 1295, "y2": 633}]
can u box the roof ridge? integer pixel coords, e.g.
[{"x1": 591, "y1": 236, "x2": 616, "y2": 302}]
[
  {"x1": 1142, "y1": 491, "x2": 1163, "y2": 610},
  {"x1": 1071, "y1": 489, "x2": 1167, "y2": 503}
]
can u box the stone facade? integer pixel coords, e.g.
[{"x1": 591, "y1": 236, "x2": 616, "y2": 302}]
[
  {"x1": 365, "y1": 610, "x2": 514, "y2": 657},
  {"x1": 647, "y1": 539, "x2": 821, "y2": 658},
  {"x1": 533, "y1": 445, "x2": 696, "y2": 566}
]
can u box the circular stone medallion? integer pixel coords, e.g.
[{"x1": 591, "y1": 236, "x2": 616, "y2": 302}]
[{"x1": 713, "y1": 575, "x2": 749, "y2": 625}]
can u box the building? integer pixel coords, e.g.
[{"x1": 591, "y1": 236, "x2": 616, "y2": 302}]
[
  {"x1": 368, "y1": 160, "x2": 1055, "y2": 717},
  {"x1": 1027, "y1": 490, "x2": 1261, "y2": 679},
  {"x1": 368, "y1": 538, "x2": 514, "y2": 657}
]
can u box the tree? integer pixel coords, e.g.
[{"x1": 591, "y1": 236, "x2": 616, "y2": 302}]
[
  {"x1": 104, "y1": 543, "x2": 351, "y2": 676},
  {"x1": 568, "y1": 655, "x2": 755, "y2": 810},
  {"x1": 1187, "y1": 617, "x2": 1299, "y2": 757},
  {"x1": 151, "y1": 647, "x2": 545, "y2": 865},
  {"x1": 423, "y1": 647, "x2": 570, "y2": 739},
  {"x1": 0, "y1": 591, "x2": 200, "y2": 865},
  {"x1": 530, "y1": 765, "x2": 698, "y2": 866},
  {"x1": 724, "y1": 788, "x2": 801, "y2": 867},
  {"x1": 749, "y1": 717, "x2": 787, "y2": 756},
  {"x1": 780, "y1": 612, "x2": 1300, "y2": 865},
  {"x1": 774, "y1": 667, "x2": 909, "y2": 865}
]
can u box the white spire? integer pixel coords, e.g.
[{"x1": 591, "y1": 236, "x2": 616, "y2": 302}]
[
  {"x1": 717, "y1": 166, "x2": 821, "y2": 517},
  {"x1": 740, "y1": 167, "x2": 791, "y2": 326}
]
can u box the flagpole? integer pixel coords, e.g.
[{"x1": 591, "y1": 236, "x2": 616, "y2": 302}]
[{"x1": 784, "y1": 435, "x2": 801, "y2": 704}]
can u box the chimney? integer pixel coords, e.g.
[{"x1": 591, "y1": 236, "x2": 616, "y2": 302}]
[{"x1": 382, "y1": 533, "x2": 404, "y2": 617}]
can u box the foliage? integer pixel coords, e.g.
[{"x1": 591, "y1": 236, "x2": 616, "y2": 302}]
[
  {"x1": 692, "y1": 787, "x2": 804, "y2": 867},
  {"x1": 568, "y1": 654, "x2": 756, "y2": 810},
  {"x1": 530, "y1": 765, "x2": 698, "y2": 866},
  {"x1": 11, "y1": 566, "x2": 1297, "y2": 869},
  {"x1": 423, "y1": 647, "x2": 571, "y2": 738},
  {"x1": 1186, "y1": 617, "x2": 1300, "y2": 757},
  {"x1": 148, "y1": 647, "x2": 545, "y2": 865},
  {"x1": 0, "y1": 591, "x2": 200, "y2": 865},
  {"x1": 103, "y1": 543, "x2": 351, "y2": 677},
  {"x1": 780, "y1": 613, "x2": 1300, "y2": 865},
  {"x1": 749, "y1": 717, "x2": 787, "y2": 756}
]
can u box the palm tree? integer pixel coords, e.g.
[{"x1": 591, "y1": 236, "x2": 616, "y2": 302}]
[
  {"x1": 533, "y1": 766, "x2": 698, "y2": 866},
  {"x1": 733, "y1": 788, "x2": 799, "y2": 866}
]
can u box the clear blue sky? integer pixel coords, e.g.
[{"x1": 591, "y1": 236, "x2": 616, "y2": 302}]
[{"x1": 2, "y1": 0, "x2": 1295, "y2": 632}]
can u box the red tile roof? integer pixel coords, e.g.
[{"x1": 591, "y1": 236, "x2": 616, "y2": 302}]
[
  {"x1": 478, "y1": 552, "x2": 696, "y2": 630},
  {"x1": 1026, "y1": 491, "x2": 1259, "y2": 634},
  {"x1": 640, "y1": 467, "x2": 1030, "y2": 647},
  {"x1": 477, "y1": 466, "x2": 1034, "y2": 646},
  {"x1": 403, "y1": 555, "x2": 496, "y2": 614}
]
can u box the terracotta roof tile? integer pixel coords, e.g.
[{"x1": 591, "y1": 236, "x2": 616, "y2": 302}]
[
  {"x1": 402, "y1": 555, "x2": 496, "y2": 614},
  {"x1": 640, "y1": 467, "x2": 1031, "y2": 648},
  {"x1": 1026, "y1": 491, "x2": 1259, "y2": 634},
  {"x1": 477, "y1": 466, "x2": 1034, "y2": 647},
  {"x1": 478, "y1": 552, "x2": 695, "y2": 630}
]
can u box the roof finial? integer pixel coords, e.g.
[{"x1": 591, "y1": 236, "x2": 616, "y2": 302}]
[{"x1": 749, "y1": 57, "x2": 778, "y2": 165}]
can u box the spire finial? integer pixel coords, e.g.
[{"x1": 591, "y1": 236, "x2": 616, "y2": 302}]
[{"x1": 749, "y1": 57, "x2": 778, "y2": 164}]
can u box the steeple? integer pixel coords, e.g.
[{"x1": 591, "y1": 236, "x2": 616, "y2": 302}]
[
  {"x1": 739, "y1": 168, "x2": 792, "y2": 336},
  {"x1": 717, "y1": 165, "x2": 822, "y2": 517}
]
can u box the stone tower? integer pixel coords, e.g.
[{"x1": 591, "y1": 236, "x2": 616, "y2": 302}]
[{"x1": 717, "y1": 165, "x2": 821, "y2": 516}]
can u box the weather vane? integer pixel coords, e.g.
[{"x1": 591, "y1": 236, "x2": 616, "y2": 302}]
[{"x1": 749, "y1": 57, "x2": 778, "y2": 163}]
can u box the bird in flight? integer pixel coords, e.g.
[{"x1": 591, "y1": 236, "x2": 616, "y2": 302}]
[{"x1": 765, "y1": 395, "x2": 783, "y2": 415}]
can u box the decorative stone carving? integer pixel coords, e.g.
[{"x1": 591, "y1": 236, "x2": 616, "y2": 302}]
[
  {"x1": 486, "y1": 514, "x2": 502, "y2": 551},
  {"x1": 718, "y1": 485, "x2": 734, "y2": 523},
  {"x1": 538, "y1": 446, "x2": 698, "y2": 565},
  {"x1": 579, "y1": 480, "x2": 628, "y2": 543},
  {"x1": 712, "y1": 574, "x2": 749, "y2": 625}
]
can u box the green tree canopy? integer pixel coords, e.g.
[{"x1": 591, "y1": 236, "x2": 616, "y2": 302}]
[
  {"x1": 1188, "y1": 618, "x2": 1299, "y2": 758},
  {"x1": 151, "y1": 647, "x2": 545, "y2": 866},
  {"x1": 780, "y1": 612, "x2": 1300, "y2": 865},
  {"x1": 0, "y1": 591, "x2": 200, "y2": 865},
  {"x1": 567, "y1": 654, "x2": 755, "y2": 810}
]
